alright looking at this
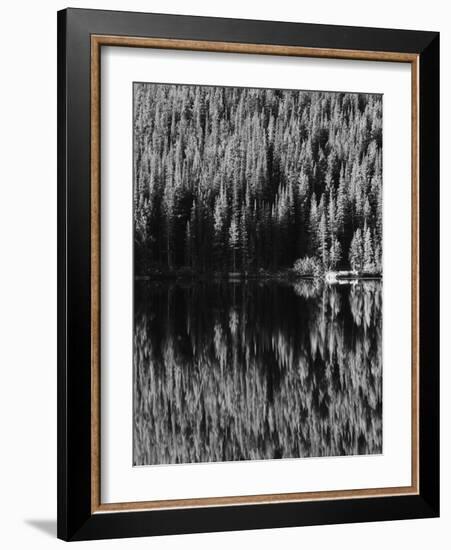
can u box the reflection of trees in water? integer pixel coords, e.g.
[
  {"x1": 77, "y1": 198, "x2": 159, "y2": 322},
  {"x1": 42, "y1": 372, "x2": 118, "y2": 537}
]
[{"x1": 133, "y1": 280, "x2": 382, "y2": 465}]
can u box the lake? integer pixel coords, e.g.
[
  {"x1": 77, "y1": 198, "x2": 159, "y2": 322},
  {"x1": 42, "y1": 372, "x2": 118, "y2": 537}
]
[{"x1": 133, "y1": 279, "x2": 382, "y2": 466}]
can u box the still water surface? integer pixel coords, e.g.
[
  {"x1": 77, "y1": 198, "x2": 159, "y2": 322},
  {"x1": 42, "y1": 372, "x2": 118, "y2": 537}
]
[{"x1": 133, "y1": 279, "x2": 382, "y2": 466}]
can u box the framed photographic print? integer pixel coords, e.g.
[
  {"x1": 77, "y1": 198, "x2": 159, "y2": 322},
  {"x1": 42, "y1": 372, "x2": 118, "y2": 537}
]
[{"x1": 57, "y1": 8, "x2": 439, "y2": 541}]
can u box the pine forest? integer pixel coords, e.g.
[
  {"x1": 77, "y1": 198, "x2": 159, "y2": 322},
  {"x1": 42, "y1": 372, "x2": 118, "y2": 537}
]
[{"x1": 133, "y1": 83, "x2": 383, "y2": 277}]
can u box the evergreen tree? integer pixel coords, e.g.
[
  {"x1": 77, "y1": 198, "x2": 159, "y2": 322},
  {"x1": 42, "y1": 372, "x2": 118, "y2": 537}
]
[
  {"x1": 328, "y1": 188, "x2": 337, "y2": 238},
  {"x1": 363, "y1": 225, "x2": 374, "y2": 271},
  {"x1": 319, "y1": 212, "x2": 329, "y2": 268},
  {"x1": 349, "y1": 228, "x2": 364, "y2": 271},
  {"x1": 213, "y1": 186, "x2": 227, "y2": 269},
  {"x1": 240, "y1": 206, "x2": 248, "y2": 271},
  {"x1": 308, "y1": 193, "x2": 319, "y2": 256},
  {"x1": 330, "y1": 238, "x2": 342, "y2": 269},
  {"x1": 229, "y1": 216, "x2": 239, "y2": 271}
]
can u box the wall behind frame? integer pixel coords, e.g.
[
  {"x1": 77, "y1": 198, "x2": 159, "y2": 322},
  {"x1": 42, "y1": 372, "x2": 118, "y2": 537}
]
[{"x1": 0, "y1": 0, "x2": 447, "y2": 549}]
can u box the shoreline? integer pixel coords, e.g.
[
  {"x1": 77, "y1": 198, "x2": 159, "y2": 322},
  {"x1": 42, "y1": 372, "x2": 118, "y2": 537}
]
[{"x1": 135, "y1": 270, "x2": 383, "y2": 282}]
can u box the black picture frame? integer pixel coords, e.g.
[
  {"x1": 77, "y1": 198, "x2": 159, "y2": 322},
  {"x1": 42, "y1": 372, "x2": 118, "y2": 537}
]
[{"x1": 57, "y1": 7, "x2": 439, "y2": 541}]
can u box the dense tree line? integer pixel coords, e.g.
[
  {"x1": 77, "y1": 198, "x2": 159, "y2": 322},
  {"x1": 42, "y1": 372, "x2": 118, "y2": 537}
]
[{"x1": 134, "y1": 83, "x2": 382, "y2": 275}]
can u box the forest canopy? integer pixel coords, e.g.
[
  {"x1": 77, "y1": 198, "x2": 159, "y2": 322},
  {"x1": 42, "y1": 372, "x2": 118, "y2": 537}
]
[{"x1": 133, "y1": 83, "x2": 382, "y2": 277}]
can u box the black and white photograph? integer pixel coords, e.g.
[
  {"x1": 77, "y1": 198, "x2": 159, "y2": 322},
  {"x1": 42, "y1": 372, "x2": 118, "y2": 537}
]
[
  {"x1": 0, "y1": 0, "x2": 444, "y2": 545},
  {"x1": 133, "y1": 83, "x2": 383, "y2": 466}
]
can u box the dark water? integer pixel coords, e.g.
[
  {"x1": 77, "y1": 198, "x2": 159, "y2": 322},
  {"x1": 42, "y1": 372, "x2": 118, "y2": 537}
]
[{"x1": 133, "y1": 279, "x2": 382, "y2": 466}]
